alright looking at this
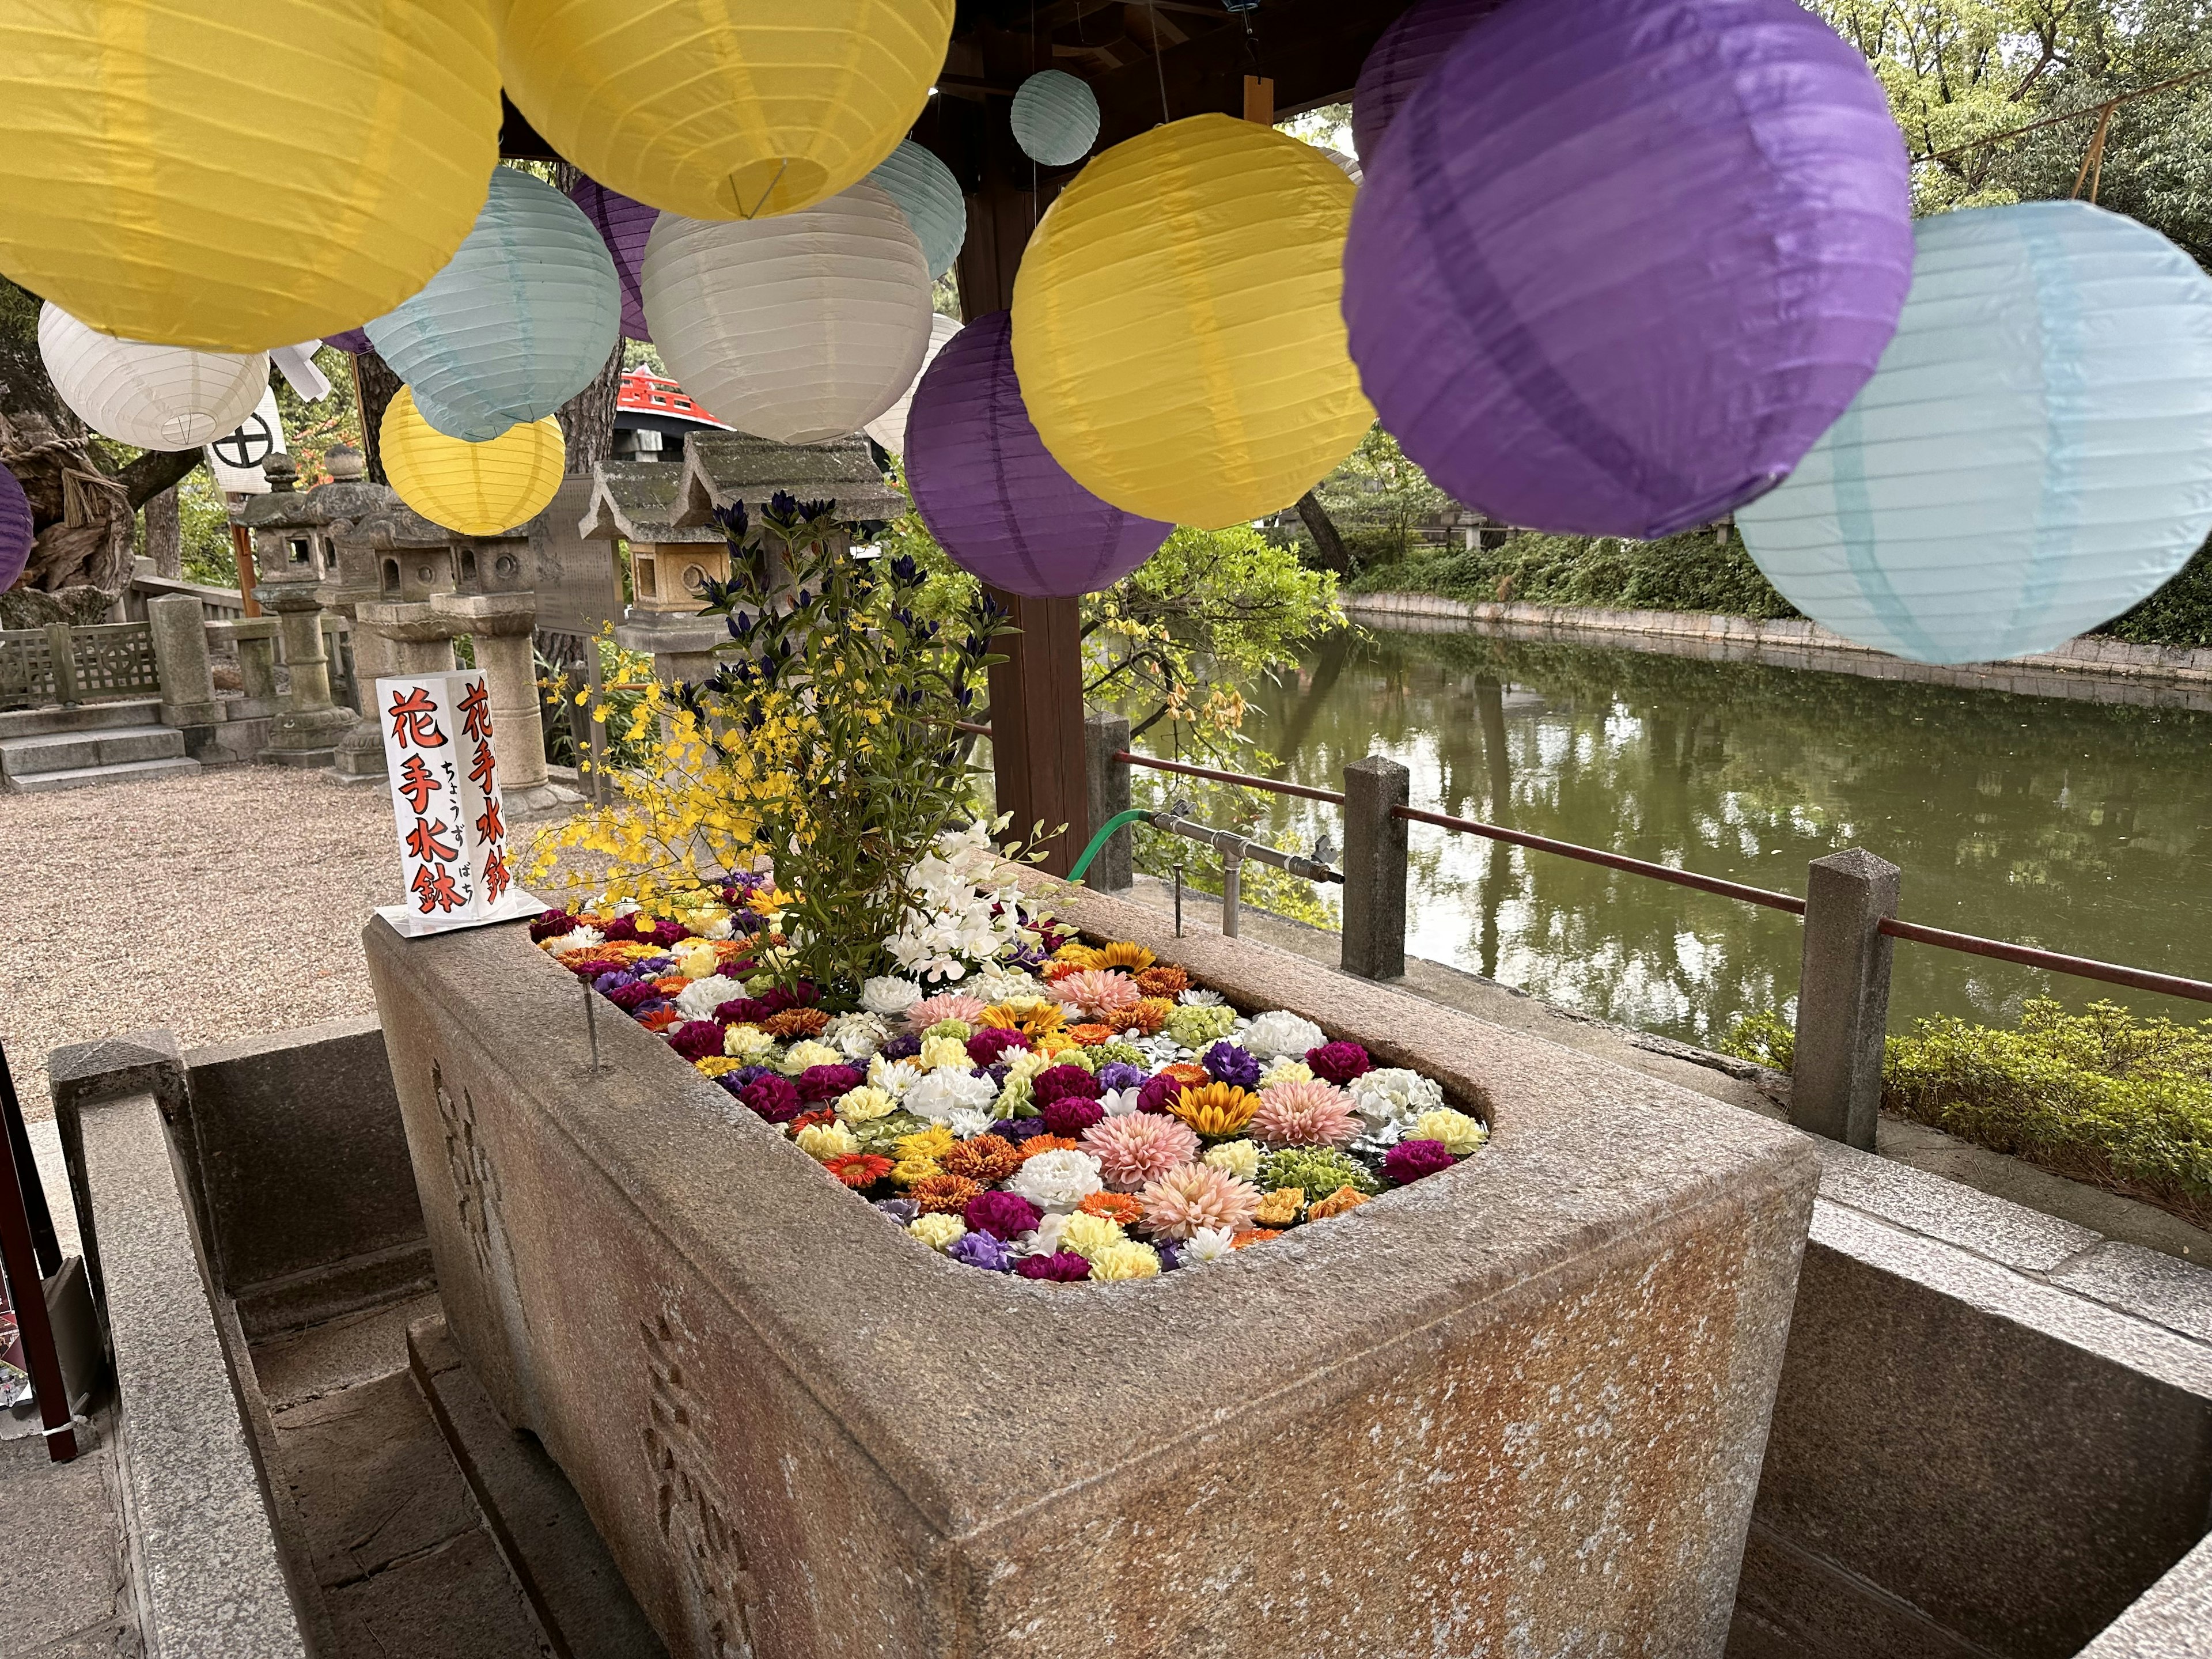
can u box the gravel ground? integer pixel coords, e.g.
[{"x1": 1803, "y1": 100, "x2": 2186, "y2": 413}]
[{"x1": 3, "y1": 768, "x2": 411, "y2": 1118}]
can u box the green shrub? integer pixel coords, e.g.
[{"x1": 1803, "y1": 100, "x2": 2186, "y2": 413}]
[
  {"x1": 2097, "y1": 536, "x2": 2212, "y2": 649},
  {"x1": 1348, "y1": 528, "x2": 1801, "y2": 619},
  {"x1": 1718, "y1": 1011, "x2": 1795, "y2": 1072}
]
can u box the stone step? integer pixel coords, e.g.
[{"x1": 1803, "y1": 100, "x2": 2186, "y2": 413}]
[
  {"x1": 2, "y1": 756, "x2": 200, "y2": 793},
  {"x1": 0, "y1": 724, "x2": 185, "y2": 778},
  {"x1": 0, "y1": 698, "x2": 165, "y2": 740}
]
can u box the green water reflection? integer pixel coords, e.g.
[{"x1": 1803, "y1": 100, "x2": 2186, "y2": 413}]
[{"x1": 1236, "y1": 628, "x2": 2212, "y2": 1047}]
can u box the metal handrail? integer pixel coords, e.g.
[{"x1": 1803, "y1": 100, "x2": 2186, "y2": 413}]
[
  {"x1": 1879, "y1": 918, "x2": 2212, "y2": 1005},
  {"x1": 1112, "y1": 749, "x2": 1350, "y2": 806}
]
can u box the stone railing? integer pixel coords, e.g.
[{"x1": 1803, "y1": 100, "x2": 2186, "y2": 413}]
[
  {"x1": 0, "y1": 620, "x2": 162, "y2": 711},
  {"x1": 119, "y1": 564, "x2": 248, "y2": 625}
]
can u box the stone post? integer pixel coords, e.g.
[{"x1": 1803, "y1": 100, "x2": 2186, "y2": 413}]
[
  {"x1": 230, "y1": 620, "x2": 281, "y2": 717},
  {"x1": 146, "y1": 594, "x2": 222, "y2": 729},
  {"x1": 1081, "y1": 710, "x2": 1133, "y2": 892},
  {"x1": 1790, "y1": 848, "x2": 1900, "y2": 1150},
  {"x1": 44, "y1": 623, "x2": 79, "y2": 706},
  {"x1": 1341, "y1": 755, "x2": 1410, "y2": 981},
  {"x1": 431, "y1": 590, "x2": 554, "y2": 806}
]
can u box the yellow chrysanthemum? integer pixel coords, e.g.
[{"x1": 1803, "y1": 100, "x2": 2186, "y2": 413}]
[
  {"x1": 692, "y1": 1055, "x2": 743, "y2": 1078},
  {"x1": 917, "y1": 1035, "x2": 972, "y2": 1072},
  {"x1": 909, "y1": 1214, "x2": 966, "y2": 1252},
  {"x1": 1169, "y1": 1082, "x2": 1260, "y2": 1140},
  {"x1": 836, "y1": 1086, "x2": 896, "y2": 1124},
  {"x1": 1087, "y1": 1241, "x2": 1162, "y2": 1281},
  {"x1": 897, "y1": 1126, "x2": 959, "y2": 1163},
  {"x1": 1416, "y1": 1108, "x2": 1489, "y2": 1156},
  {"x1": 1203, "y1": 1139, "x2": 1261, "y2": 1181},
  {"x1": 1060, "y1": 1212, "x2": 1127, "y2": 1260},
  {"x1": 794, "y1": 1122, "x2": 859, "y2": 1162},
  {"x1": 891, "y1": 1156, "x2": 945, "y2": 1188}
]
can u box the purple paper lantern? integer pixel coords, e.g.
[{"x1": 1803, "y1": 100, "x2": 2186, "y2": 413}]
[
  {"x1": 568, "y1": 173, "x2": 656, "y2": 343},
  {"x1": 1343, "y1": 0, "x2": 1914, "y2": 540},
  {"x1": 323, "y1": 328, "x2": 373, "y2": 355},
  {"x1": 1351, "y1": 0, "x2": 1509, "y2": 164},
  {"x1": 0, "y1": 461, "x2": 30, "y2": 592},
  {"x1": 906, "y1": 312, "x2": 1171, "y2": 598}
]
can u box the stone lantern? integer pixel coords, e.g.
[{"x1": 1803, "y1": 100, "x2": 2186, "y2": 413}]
[
  {"x1": 431, "y1": 528, "x2": 558, "y2": 809},
  {"x1": 324, "y1": 497, "x2": 462, "y2": 783},
  {"x1": 579, "y1": 463, "x2": 728, "y2": 688},
  {"x1": 237, "y1": 454, "x2": 358, "y2": 767}
]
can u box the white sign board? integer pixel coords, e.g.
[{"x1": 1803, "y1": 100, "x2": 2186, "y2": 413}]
[
  {"x1": 205, "y1": 388, "x2": 287, "y2": 494},
  {"x1": 373, "y1": 671, "x2": 544, "y2": 937}
]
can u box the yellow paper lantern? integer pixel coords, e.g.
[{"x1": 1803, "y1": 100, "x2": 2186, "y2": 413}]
[
  {"x1": 1010, "y1": 114, "x2": 1374, "y2": 529},
  {"x1": 380, "y1": 389, "x2": 565, "y2": 535},
  {"x1": 496, "y1": 0, "x2": 956, "y2": 222},
  {"x1": 0, "y1": 2, "x2": 501, "y2": 354}
]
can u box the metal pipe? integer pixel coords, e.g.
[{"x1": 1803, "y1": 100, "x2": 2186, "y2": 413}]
[{"x1": 1221, "y1": 843, "x2": 1243, "y2": 937}]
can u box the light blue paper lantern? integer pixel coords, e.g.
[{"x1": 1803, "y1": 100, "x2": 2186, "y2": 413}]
[
  {"x1": 1739, "y1": 200, "x2": 2212, "y2": 666},
  {"x1": 1010, "y1": 70, "x2": 1100, "y2": 169},
  {"x1": 868, "y1": 139, "x2": 967, "y2": 281},
  {"x1": 366, "y1": 166, "x2": 620, "y2": 442}
]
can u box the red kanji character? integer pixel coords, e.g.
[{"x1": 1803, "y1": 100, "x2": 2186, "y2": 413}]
[
  {"x1": 405, "y1": 817, "x2": 461, "y2": 863},
  {"x1": 387, "y1": 687, "x2": 448, "y2": 749},
  {"x1": 475, "y1": 797, "x2": 505, "y2": 844},
  {"x1": 396, "y1": 753, "x2": 440, "y2": 816},
  {"x1": 482, "y1": 846, "x2": 512, "y2": 904},
  {"x1": 468, "y1": 738, "x2": 497, "y2": 792},
  {"x1": 411, "y1": 862, "x2": 465, "y2": 915},
  {"x1": 458, "y1": 680, "x2": 495, "y2": 744}
]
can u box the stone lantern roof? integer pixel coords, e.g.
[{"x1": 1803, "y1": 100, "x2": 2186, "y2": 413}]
[
  {"x1": 672, "y1": 431, "x2": 904, "y2": 529},
  {"x1": 578, "y1": 461, "x2": 723, "y2": 547}
]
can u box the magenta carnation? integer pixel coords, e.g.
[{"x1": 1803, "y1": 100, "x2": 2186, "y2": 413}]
[
  {"x1": 1306, "y1": 1040, "x2": 1373, "y2": 1085},
  {"x1": 1382, "y1": 1138, "x2": 1456, "y2": 1184},
  {"x1": 1014, "y1": 1251, "x2": 1092, "y2": 1282},
  {"x1": 1136, "y1": 1073, "x2": 1183, "y2": 1115},
  {"x1": 740, "y1": 1075, "x2": 802, "y2": 1123},
  {"x1": 668, "y1": 1020, "x2": 725, "y2": 1062},
  {"x1": 964, "y1": 1190, "x2": 1044, "y2": 1240},
  {"x1": 607, "y1": 982, "x2": 661, "y2": 1012},
  {"x1": 529, "y1": 911, "x2": 578, "y2": 942},
  {"x1": 796, "y1": 1064, "x2": 863, "y2": 1103},
  {"x1": 967, "y1": 1026, "x2": 1031, "y2": 1067},
  {"x1": 1032, "y1": 1064, "x2": 1100, "y2": 1107},
  {"x1": 1040, "y1": 1095, "x2": 1105, "y2": 1137}
]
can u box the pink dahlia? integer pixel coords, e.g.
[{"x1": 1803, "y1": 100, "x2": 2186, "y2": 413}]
[
  {"x1": 1081, "y1": 1114, "x2": 1202, "y2": 1191},
  {"x1": 1251, "y1": 1080, "x2": 1360, "y2": 1147},
  {"x1": 906, "y1": 993, "x2": 988, "y2": 1031},
  {"x1": 1047, "y1": 969, "x2": 1142, "y2": 1018},
  {"x1": 1138, "y1": 1162, "x2": 1262, "y2": 1240}
]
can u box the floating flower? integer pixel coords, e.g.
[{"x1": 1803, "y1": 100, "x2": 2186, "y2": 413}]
[
  {"x1": 937, "y1": 1134, "x2": 1020, "y2": 1184},
  {"x1": 790, "y1": 1108, "x2": 839, "y2": 1134},
  {"x1": 693, "y1": 1055, "x2": 743, "y2": 1078},
  {"x1": 1041, "y1": 1095, "x2": 1105, "y2": 1137},
  {"x1": 1118, "y1": 998, "x2": 1176, "y2": 1036},
  {"x1": 668, "y1": 1020, "x2": 725, "y2": 1062},
  {"x1": 861, "y1": 976, "x2": 924, "y2": 1016},
  {"x1": 1014, "y1": 1250, "x2": 1090, "y2": 1282},
  {"x1": 873, "y1": 1197, "x2": 921, "y2": 1225},
  {"x1": 835, "y1": 1085, "x2": 896, "y2": 1124},
  {"x1": 1169, "y1": 1083, "x2": 1260, "y2": 1141},
  {"x1": 1081, "y1": 1113, "x2": 1202, "y2": 1190},
  {"x1": 825, "y1": 1013, "x2": 889, "y2": 1061},
  {"x1": 923, "y1": 1018, "x2": 975, "y2": 1042},
  {"x1": 916, "y1": 1034, "x2": 974, "y2": 1072},
  {"x1": 1139, "y1": 1162, "x2": 1262, "y2": 1240},
  {"x1": 797, "y1": 1063, "x2": 863, "y2": 1103},
  {"x1": 724, "y1": 1023, "x2": 775, "y2": 1060},
  {"x1": 1060, "y1": 1211, "x2": 1128, "y2": 1260},
  {"x1": 911, "y1": 1169, "x2": 985, "y2": 1214},
  {"x1": 1230, "y1": 1228, "x2": 1282, "y2": 1250},
  {"x1": 868, "y1": 1055, "x2": 923, "y2": 1097},
  {"x1": 891, "y1": 1156, "x2": 944, "y2": 1188},
  {"x1": 1252, "y1": 1081, "x2": 1361, "y2": 1148},
  {"x1": 740, "y1": 1074, "x2": 801, "y2": 1123},
  {"x1": 910, "y1": 1213, "x2": 967, "y2": 1252},
  {"x1": 983, "y1": 999, "x2": 1067, "y2": 1040},
  {"x1": 1242, "y1": 1010, "x2": 1327, "y2": 1061},
  {"x1": 1383, "y1": 1138, "x2": 1456, "y2": 1185},
  {"x1": 1201, "y1": 1041, "x2": 1263, "y2": 1090},
  {"x1": 1305, "y1": 1040, "x2": 1373, "y2": 1085},
  {"x1": 1179, "y1": 988, "x2": 1225, "y2": 1007},
  {"x1": 945, "y1": 1105, "x2": 997, "y2": 1139},
  {"x1": 795, "y1": 1121, "x2": 860, "y2": 1161},
  {"x1": 778, "y1": 1039, "x2": 843, "y2": 1075},
  {"x1": 1252, "y1": 1185, "x2": 1304, "y2": 1227},
  {"x1": 1203, "y1": 1139, "x2": 1262, "y2": 1181},
  {"x1": 1005, "y1": 1147, "x2": 1106, "y2": 1212},
  {"x1": 1077, "y1": 1191, "x2": 1145, "y2": 1225},
  {"x1": 949, "y1": 1230, "x2": 1014, "y2": 1272},
  {"x1": 966, "y1": 1027, "x2": 1031, "y2": 1067},
  {"x1": 1349, "y1": 1067, "x2": 1446, "y2": 1130},
  {"x1": 1134, "y1": 965, "x2": 1189, "y2": 998},
  {"x1": 1087, "y1": 1241, "x2": 1162, "y2": 1281},
  {"x1": 1415, "y1": 1108, "x2": 1488, "y2": 1156},
  {"x1": 1181, "y1": 1226, "x2": 1236, "y2": 1265},
  {"x1": 1166, "y1": 1003, "x2": 1237, "y2": 1050},
  {"x1": 1306, "y1": 1185, "x2": 1372, "y2": 1221},
  {"x1": 1016, "y1": 1134, "x2": 1081, "y2": 1157},
  {"x1": 762, "y1": 1007, "x2": 832, "y2": 1039},
  {"x1": 964, "y1": 1188, "x2": 1044, "y2": 1238},
  {"x1": 546, "y1": 925, "x2": 605, "y2": 955},
  {"x1": 1098, "y1": 1087, "x2": 1141, "y2": 1118},
  {"x1": 1067, "y1": 1022, "x2": 1116, "y2": 1047},
  {"x1": 639, "y1": 1007, "x2": 683, "y2": 1032},
  {"x1": 1260, "y1": 1146, "x2": 1379, "y2": 1199},
  {"x1": 904, "y1": 1068, "x2": 998, "y2": 1123},
  {"x1": 1032, "y1": 1064, "x2": 1100, "y2": 1107},
  {"x1": 1049, "y1": 969, "x2": 1143, "y2": 1018},
  {"x1": 672, "y1": 942, "x2": 721, "y2": 982},
  {"x1": 1259, "y1": 1059, "x2": 1316, "y2": 1088},
  {"x1": 907, "y1": 993, "x2": 988, "y2": 1032},
  {"x1": 897, "y1": 1124, "x2": 957, "y2": 1163},
  {"x1": 823, "y1": 1152, "x2": 893, "y2": 1190}
]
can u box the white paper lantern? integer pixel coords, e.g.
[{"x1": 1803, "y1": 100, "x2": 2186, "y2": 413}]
[
  {"x1": 866, "y1": 313, "x2": 963, "y2": 455},
  {"x1": 641, "y1": 183, "x2": 932, "y2": 445},
  {"x1": 38, "y1": 303, "x2": 268, "y2": 452},
  {"x1": 1738, "y1": 201, "x2": 2212, "y2": 665},
  {"x1": 1010, "y1": 70, "x2": 1100, "y2": 168},
  {"x1": 868, "y1": 140, "x2": 968, "y2": 282}
]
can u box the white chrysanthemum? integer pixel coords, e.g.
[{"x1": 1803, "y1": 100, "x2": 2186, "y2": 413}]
[
  {"x1": 868, "y1": 1056, "x2": 922, "y2": 1097},
  {"x1": 861, "y1": 976, "x2": 925, "y2": 1016},
  {"x1": 1021, "y1": 1211, "x2": 1072, "y2": 1256},
  {"x1": 546, "y1": 926, "x2": 604, "y2": 955},
  {"x1": 777, "y1": 1040, "x2": 842, "y2": 1075},
  {"x1": 945, "y1": 1105, "x2": 997, "y2": 1139},
  {"x1": 724, "y1": 1024, "x2": 774, "y2": 1060},
  {"x1": 1099, "y1": 1086, "x2": 1141, "y2": 1117},
  {"x1": 673, "y1": 973, "x2": 746, "y2": 1021},
  {"x1": 1005, "y1": 1148, "x2": 1104, "y2": 1213},
  {"x1": 1242, "y1": 1010, "x2": 1324, "y2": 1061},
  {"x1": 683, "y1": 908, "x2": 736, "y2": 941},
  {"x1": 1349, "y1": 1067, "x2": 1446, "y2": 1128},
  {"x1": 1181, "y1": 1226, "x2": 1237, "y2": 1265},
  {"x1": 1178, "y1": 988, "x2": 1225, "y2": 1007},
  {"x1": 904, "y1": 1068, "x2": 998, "y2": 1123},
  {"x1": 824, "y1": 1012, "x2": 889, "y2": 1061}
]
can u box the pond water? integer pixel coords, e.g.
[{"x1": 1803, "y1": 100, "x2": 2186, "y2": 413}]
[{"x1": 1226, "y1": 626, "x2": 2212, "y2": 1048}]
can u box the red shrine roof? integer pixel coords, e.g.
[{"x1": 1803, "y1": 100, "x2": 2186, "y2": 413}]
[{"x1": 617, "y1": 370, "x2": 728, "y2": 429}]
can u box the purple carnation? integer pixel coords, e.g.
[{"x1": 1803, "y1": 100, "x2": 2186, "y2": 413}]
[
  {"x1": 627, "y1": 999, "x2": 672, "y2": 1022},
  {"x1": 949, "y1": 1230, "x2": 1014, "y2": 1272},
  {"x1": 999, "y1": 1114, "x2": 1052, "y2": 1142},
  {"x1": 796, "y1": 1064, "x2": 862, "y2": 1104},
  {"x1": 1040, "y1": 1095, "x2": 1105, "y2": 1137},
  {"x1": 1156, "y1": 1241, "x2": 1183, "y2": 1272},
  {"x1": 740, "y1": 1075, "x2": 801, "y2": 1123},
  {"x1": 967, "y1": 1027, "x2": 1031, "y2": 1067},
  {"x1": 634, "y1": 955, "x2": 675, "y2": 975},
  {"x1": 592, "y1": 969, "x2": 639, "y2": 994},
  {"x1": 1096, "y1": 1061, "x2": 1146, "y2": 1093},
  {"x1": 986, "y1": 1062, "x2": 1013, "y2": 1091},
  {"x1": 669, "y1": 1021, "x2": 726, "y2": 1062},
  {"x1": 1032, "y1": 1064, "x2": 1100, "y2": 1107},
  {"x1": 1202, "y1": 1041, "x2": 1262, "y2": 1089},
  {"x1": 1137, "y1": 1073, "x2": 1183, "y2": 1115},
  {"x1": 1382, "y1": 1138, "x2": 1456, "y2": 1185},
  {"x1": 873, "y1": 1196, "x2": 919, "y2": 1224},
  {"x1": 729, "y1": 1063, "x2": 774, "y2": 1089},
  {"x1": 964, "y1": 1188, "x2": 1043, "y2": 1240},
  {"x1": 529, "y1": 911, "x2": 578, "y2": 942},
  {"x1": 1306, "y1": 1041, "x2": 1373, "y2": 1085},
  {"x1": 878, "y1": 1033, "x2": 923, "y2": 1062},
  {"x1": 1014, "y1": 1251, "x2": 1091, "y2": 1282}
]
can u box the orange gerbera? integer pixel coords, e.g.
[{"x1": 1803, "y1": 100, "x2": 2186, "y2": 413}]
[
  {"x1": 1161, "y1": 1062, "x2": 1210, "y2": 1089},
  {"x1": 789, "y1": 1108, "x2": 838, "y2": 1134},
  {"x1": 822, "y1": 1153, "x2": 894, "y2": 1190},
  {"x1": 1041, "y1": 960, "x2": 1086, "y2": 983},
  {"x1": 1015, "y1": 1134, "x2": 1081, "y2": 1158},
  {"x1": 1135, "y1": 965, "x2": 1190, "y2": 998},
  {"x1": 761, "y1": 1007, "x2": 830, "y2": 1039},
  {"x1": 1169, "y1": 1082, "x2": 1259, "y2": 1139},
  {"x1": 652, "y1": 975, "x2": 690, "y2": 996},
  {"x1": 1067, "y1": 1022, "x2": 1115, "y2": 1047},
  {"x1": 1077, "y1": 1191, "x2": 1146, "y2": 1225},
  {"x1": 640, "y1": 1008, "x2": 683, "y2": 1032},
  {"x1": 910, "y1": 1173, "x2": 983, "y2": 1215},
  {"x1": 1230, "y1": 1227, "x2": 1284, "y2": 1250}
]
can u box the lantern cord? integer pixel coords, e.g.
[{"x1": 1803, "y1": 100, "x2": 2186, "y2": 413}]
[
  {"x1": 1918, "y1": 64, "x2": 2212, "y2": 169},
  {"x1": 1153, "y1": 7, "x2": 1172, "y2": 126}
]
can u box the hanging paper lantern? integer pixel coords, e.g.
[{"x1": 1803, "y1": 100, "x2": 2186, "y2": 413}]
[
  {"x1": 1350, "y1": 0, "x2": 1509, "y2": 163},
  {"x1": 1010, "y1": 71, "x2": 1101, "y2": 168},
  {"x1": 0, "y1": 1, "x2": 499, "y2": 354},
  {"x1": 907, "y1": 313, "x2": 1171, "y2": 597},
  {"x1": 642, "y1": 183, "x2": 933, "y2": 445},
  {"x1": 1011, "y1": 115, "x2": 1373, "y2": 529},
  {"x1": 498, "y1": 0, "x2": 955, "y2": 221},
  {"x1": 567, "y1": 174, "x2": 657, "y2": 342},
  {"x1": 1343, "y1": 0, "x2": 1913, "y2": 541},
  {"x1": 39, "y1": 304, "x2": 269, "y2": 452},
  {"x1": 868, "y1": 141, "x2": 968, "y2": 282},
  {"x1": 866, "y1": 314, "x2": 964, "y2": 454},
  {"x1": 366, "y1": 168, "x2": 620, "y2": 443},
  {"x1": 324, "y1": 330, "x2": 375, "y2": 357},
  {"x1": 1316, "y1": 147, "x2": 1363, "y2": 187},
  {"x1": 0, "y1": 463, "x2": 31, "y2": 593},
  {"x1": 380, "y1": 389, "x2": 565, "y2": 536},
  {"x1": 1738, "y1": 202, "x2": 2212, "y2": 666}
]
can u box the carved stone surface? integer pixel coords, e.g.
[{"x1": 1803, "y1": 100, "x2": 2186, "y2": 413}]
[{"x1": 364, "y1": 873, "x2": 1819, "y2": 1659}]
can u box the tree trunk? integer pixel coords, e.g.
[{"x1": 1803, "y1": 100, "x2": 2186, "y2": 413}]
[
  {"x1": 354, "y1": 349, "x2": 404, "y2": 484},
  {"x1": 143, "y1": 482, "x2": 181, "y2": 579},
  {"x1": 1296, "y1": 490, "x2": 1351, "y2": 575},
  {"x1": 558, "y1": 343, "x2": 624, "y2": 475}
]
